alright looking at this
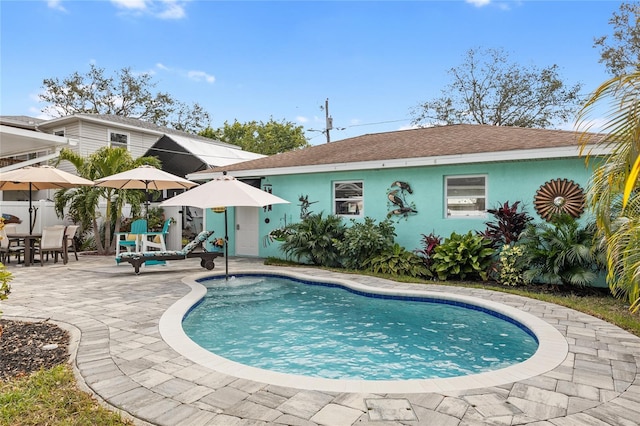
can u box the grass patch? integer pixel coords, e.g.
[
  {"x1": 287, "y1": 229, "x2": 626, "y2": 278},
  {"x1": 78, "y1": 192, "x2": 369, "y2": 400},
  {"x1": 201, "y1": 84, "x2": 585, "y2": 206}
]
[{"x1": 0, "y1": 365, "x2": 133, "y2": 426}]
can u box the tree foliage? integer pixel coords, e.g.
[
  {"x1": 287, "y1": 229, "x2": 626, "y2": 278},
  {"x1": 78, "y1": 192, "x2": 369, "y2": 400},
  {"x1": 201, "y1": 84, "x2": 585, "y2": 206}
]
[
  {"x1": 200, "y1": 118, "x2": 309, "y2": 155},
  {"x1": 594, "y1": 2, "x2": 640, "y2": 77},
  {"x1": 577, "y1": 71, "x2": 640, "y2": 311},
  {"x1": 39, "y1": 64, "x2": 211, "y2": 133},
  {"x1": 54, "y1": 147, "x2": 161, "y2": 255},
  {"x1": 412, "y1": 48, "x2": 583, "y2": 128}
]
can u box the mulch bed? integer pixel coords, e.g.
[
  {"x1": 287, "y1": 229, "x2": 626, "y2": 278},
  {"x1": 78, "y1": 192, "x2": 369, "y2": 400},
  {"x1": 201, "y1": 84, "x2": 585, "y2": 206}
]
[{"x1": 0, "y1": 319, "x2": 70, "y2": 380}]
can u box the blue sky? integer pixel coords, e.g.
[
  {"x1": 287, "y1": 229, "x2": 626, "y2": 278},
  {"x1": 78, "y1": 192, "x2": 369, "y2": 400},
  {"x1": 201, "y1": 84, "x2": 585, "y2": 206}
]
[{"x1": 0, "y1": 1, "x2": 619, "y2": 144}]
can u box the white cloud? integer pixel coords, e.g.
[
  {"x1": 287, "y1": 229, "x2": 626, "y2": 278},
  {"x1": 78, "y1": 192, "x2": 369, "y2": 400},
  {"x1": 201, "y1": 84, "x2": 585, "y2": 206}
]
[
  {"x1": 398, "y1": 123, "x2": 420, "y2": 131},
  {"x1": 296, "y1": 116, "x2": 309, "y2": 124},
  {"x1": 47, "y1": 0, "x2": 67, "y2": 12},
  {"x1": 465, "y1": 0, "x2": 491, "y2": 7},
  {"x1": 111, "y1": 0, "x2": 147, "y2": 11},
  {"x1": 47, "y1": 1, "x2": 67, "y2": 12},
  {"x1": 156, "y1": 63, "x2": 170, "y2": 71},
  {"x1": 157, "y1": 0, "x2": 186, "y2": 19},
  {"x1": 110, "y1": 0, "x2": 187, "y2": 20},
  {"x1": 187, "y1": 70, "x2": 215, "y2": 84}
]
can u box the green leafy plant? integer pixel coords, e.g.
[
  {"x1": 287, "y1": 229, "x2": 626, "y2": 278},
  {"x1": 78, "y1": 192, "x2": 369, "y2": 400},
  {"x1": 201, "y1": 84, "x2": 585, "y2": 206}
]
[
  {"x1": 263, "y1": 227, "x2": 294, "y2": 247},
  {"x1": 519, "y1": 214, "x2": 606, "y2": 287},
  {"x1": 497, "y1": 244, "x2": 526, "y2": 286},
  {"x1": 279, "y1": 212, "x2": 346, "y2": 267},
  {"x1": 414, "y1": 232, "x2": 442, "y2": 274},
  {"x1": 333, "y1": 217, "x2": 396, "y2": 269},
  {"x1": 363, "y1": 243, "x2": 429, "y2": 278},
  {"x1": 0, "y1": 219, "x2": 13, "y2": 329},
  {"x1": 431, "y1": 231, "x2": 495, "y2": 281},
  {"x1": 146, "y1": 207, "x2": 166, "y2": 231},
  {"x1": 480, "y1": 200, "x2": 533, "y2": 247}
]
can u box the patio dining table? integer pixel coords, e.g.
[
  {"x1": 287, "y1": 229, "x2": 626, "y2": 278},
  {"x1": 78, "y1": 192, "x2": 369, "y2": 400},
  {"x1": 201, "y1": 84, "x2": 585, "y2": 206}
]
[{"x1": 7, "y1": 232, "x2": 68, "y2": 267}]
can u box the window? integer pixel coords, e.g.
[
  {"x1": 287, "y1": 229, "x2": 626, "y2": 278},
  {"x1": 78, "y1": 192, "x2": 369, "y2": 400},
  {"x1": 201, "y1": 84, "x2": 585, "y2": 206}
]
[
  {"x1": 109, "y1": 130, "x2": 129, "y2": 148},
  {"x1": 334, "y1": 181, "x2": 363, "y2": 216},
  {"x1": 445, "y1": 175, "x2": 486, "y2": 217},
  {"x1": 53, "y1": 128, "x2": 65, "y2": 137}
]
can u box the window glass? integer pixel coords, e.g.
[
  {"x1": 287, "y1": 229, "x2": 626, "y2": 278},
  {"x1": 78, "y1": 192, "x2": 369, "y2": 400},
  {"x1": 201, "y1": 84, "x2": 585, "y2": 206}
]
[
  {"x1": 109, "y1": 131, "x2": 128, "y2": 148},
  {"x1": 445, "y1": 175, "x2": 486, "y2": 217},
  {"x1": 334, "y1": 181, "x2": 363, "y2": 216}
]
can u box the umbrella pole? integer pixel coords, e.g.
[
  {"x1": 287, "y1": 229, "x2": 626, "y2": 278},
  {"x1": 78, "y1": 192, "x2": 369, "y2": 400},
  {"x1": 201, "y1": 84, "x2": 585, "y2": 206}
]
[
  {"x1": 224, "y1": 209, "x2": 229, "y2": 280},
  {"x1": 28, "y1": 183, "x2": 34, "y2": 235},
  {"x1": 145, "y1": 181, "x2": 150, "y2": 231}
]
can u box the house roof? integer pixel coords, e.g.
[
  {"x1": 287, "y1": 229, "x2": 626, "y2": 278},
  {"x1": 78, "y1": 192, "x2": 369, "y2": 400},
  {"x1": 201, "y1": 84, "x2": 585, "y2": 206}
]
[
  {"x1": 0, "y1": 115, "x2": 47, "y2": 130},
  {"x1": 38, "y1": 113, "x2": 243, "y2": 150},
  {"x1": 189, "y1": 124, "x2": 607, "y2": 180},
  {"x1": 36, "y1": 114, "x2": 264, "y2": 172}
]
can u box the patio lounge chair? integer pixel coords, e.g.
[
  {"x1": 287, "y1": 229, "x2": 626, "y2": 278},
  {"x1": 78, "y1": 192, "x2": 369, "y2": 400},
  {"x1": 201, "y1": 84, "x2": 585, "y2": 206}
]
[{"x1": 115, "y1": 230, "x2": 223, "y2": 274}]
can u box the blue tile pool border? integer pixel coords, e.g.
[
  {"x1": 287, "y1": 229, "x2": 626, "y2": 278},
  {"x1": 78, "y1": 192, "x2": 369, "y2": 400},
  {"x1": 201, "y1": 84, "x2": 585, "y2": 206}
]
[{"x1": 197, "y1": 273, "x2": 539, "y2": 343}]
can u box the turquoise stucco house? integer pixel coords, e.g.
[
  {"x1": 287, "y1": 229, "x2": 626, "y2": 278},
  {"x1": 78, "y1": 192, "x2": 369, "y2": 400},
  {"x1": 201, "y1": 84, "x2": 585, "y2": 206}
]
[{"x1": 188, "y1": 124, "x2": 607, "y2": 258}]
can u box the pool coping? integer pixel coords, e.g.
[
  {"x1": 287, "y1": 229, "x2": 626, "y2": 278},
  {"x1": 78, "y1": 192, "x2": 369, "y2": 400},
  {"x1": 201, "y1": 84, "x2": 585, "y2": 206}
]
[{"x1": 159, "y1": 268, "x2": 569, "y2": 394}]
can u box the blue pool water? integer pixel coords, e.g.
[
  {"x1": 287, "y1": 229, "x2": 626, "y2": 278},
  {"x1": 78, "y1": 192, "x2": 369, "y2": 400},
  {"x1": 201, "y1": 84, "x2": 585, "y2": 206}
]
[{"x1": 182, "y1": 275, "x2": 538, "y2": 380}]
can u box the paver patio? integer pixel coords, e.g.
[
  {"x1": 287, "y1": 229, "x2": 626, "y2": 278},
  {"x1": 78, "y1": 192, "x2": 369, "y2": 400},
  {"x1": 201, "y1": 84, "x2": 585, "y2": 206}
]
[{"x1": 2, "y1": 255, "x2": 640, "y2": 425}]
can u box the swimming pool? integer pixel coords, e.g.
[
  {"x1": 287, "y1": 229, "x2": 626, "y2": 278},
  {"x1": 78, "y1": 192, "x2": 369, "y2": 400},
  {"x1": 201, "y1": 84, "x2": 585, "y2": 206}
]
[
  {"x1": 160, "y1": 269, "x2": 568, "y2": 393},
  {"x1": 182, "y1": 274, "x2": 538, "y2": 380}
]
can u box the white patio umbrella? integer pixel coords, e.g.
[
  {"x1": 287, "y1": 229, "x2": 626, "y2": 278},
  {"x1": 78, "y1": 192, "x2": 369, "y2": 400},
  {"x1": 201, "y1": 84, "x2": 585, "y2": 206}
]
[
  {"x1": 94, "y1": 165, "x2": 198, "y2": 225},
  {"x1": 161, "y1": 174, "x2": 290, "y2": 279},
  {"x1": 0, "y1": 165, "x2": 95, "y2": 234}
]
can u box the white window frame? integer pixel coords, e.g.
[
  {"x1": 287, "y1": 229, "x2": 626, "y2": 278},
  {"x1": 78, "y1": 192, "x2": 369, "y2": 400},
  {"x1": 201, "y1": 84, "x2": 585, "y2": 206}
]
[
  {"x1": 333, "y1": 180, "x2": 364, "y2": 217},
  {"x1": 445, "y1": 174, "x2": 487, "y2": 218},
  {"x1": 108, "y1": 129, "x2": 130, "y2": 149},
  {"x1": 53, "y1": 128, "x2": 65, "y2": 137}
]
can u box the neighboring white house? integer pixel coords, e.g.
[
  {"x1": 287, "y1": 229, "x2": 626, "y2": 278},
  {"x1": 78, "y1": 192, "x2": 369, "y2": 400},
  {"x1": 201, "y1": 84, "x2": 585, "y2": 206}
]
[{"x1": 0, "y1": 114, "x2": 264, "y2": 237}]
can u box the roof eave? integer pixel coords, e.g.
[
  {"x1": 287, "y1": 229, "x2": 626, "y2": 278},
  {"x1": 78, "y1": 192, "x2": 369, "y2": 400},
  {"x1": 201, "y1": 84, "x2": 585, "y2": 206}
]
[{"x1": 188, "y1": 145, "x2": 610, "y2": 180}]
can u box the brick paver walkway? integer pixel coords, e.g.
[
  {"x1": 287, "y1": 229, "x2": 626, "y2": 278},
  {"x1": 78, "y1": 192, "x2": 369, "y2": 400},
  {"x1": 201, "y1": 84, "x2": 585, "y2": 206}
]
[{"x1": 3, "y1": 255, "x2": 639, "y2": 425}]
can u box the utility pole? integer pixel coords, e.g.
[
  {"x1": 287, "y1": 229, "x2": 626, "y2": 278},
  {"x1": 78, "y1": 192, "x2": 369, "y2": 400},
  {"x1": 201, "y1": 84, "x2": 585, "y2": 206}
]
[{"x1": 325, "y1": 98, "x2": 332, "y2": 143}]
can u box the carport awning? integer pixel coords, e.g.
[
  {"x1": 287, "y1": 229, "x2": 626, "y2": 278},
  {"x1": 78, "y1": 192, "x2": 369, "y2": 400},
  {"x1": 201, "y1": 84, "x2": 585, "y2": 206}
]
[
  {"x1": 0, "y1": 125, "x2": 77, "y2": 158},
  {"x1": 168, "y1": 135, "x2": 264, "y2": 167}
]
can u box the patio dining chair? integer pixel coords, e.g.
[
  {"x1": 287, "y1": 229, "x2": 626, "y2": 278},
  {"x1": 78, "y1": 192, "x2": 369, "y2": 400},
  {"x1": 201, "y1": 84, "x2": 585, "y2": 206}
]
[
  {"x1": 34, "y1": 226, "x2": 66, "y2": 266},
  {"x1": 64, "y1": 225, "x2": 80, "y2": 261},
  {"x1": 115, "y1": 219, "x2": 147, "y2": 256},
  {"x1": 0, "y1": 226, "x2": 25, "y2": 264}
]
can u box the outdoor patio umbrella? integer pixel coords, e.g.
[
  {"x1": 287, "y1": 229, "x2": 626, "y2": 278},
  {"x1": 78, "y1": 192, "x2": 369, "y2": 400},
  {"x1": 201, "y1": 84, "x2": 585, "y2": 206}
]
[
  {"x1": 94, "y1": 165, "x2": 198, "y2": 226},
  {"x1": 0, "y1": 165, "x2": 95, "y2": 234},
  {"x1": 161, "y1": 174, "x2": 290, "y2": 279}
]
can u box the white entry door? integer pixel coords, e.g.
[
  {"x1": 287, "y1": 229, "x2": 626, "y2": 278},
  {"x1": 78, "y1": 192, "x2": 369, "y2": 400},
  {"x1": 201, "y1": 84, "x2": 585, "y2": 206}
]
[{"x1": 235, "y1": 207, "x2": 259, "y2": 256}]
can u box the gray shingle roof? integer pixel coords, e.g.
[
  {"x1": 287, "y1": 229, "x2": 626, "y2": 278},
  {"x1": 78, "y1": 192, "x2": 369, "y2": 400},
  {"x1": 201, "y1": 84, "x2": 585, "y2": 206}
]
[{"x1": 192, "y1": 124, "x2": 599, "y2": 175}]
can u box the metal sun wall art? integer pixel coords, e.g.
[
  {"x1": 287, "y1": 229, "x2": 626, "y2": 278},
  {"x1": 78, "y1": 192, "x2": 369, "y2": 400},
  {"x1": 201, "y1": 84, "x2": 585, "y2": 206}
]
[
  {"x1": 534, "y1": 178, "x2": 585, "y2": 222},
  {"x1": 387, "y1": 181, "x2": 417, "y2": 220}
]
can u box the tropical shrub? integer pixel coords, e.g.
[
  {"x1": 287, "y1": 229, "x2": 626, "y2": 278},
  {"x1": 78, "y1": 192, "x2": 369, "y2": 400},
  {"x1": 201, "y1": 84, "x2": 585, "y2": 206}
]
[
  {"x1": 431, "y1": 231, "x2": 495, "y2": 281},
  {"x1": 279, "y1": 212, "x2": 345, "y2": 267},
  {"x1": 363, "y1": 243, "x2": 429, "y2": 278},
  {"x1": 518, "y1": 214, "x2": 605, "y2": 287},
  {"x1": 0, "y1": 264, "x2": 11, "y2": 309},
  {"x1": 497, "y1": 245, "x2": 526, "y2": 286},
  {"x1": 333, "y1": 217, "x2": 396, "y2": 269},
  {"x1": 414, "y1": 232, "x2": 442, "y2": 272},
  {"x1": 0, "y1": 219, "x2": 11, "y2": 326},
  {"x1": 480, "y1": 200, "x2": 533, "y2": 247}
]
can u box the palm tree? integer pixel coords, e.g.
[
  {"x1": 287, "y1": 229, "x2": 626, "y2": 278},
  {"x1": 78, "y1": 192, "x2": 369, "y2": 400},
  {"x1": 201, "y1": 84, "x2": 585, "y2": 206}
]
[
  {"x1": 577, "y1": 72, "x2": 640, "y2": 311},
  {"x1": 54, "y1": 147, "x2": 161, "y2": 255}
]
